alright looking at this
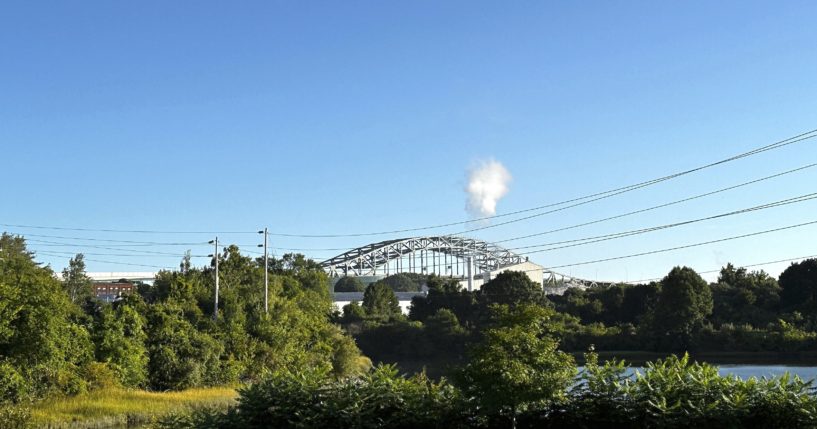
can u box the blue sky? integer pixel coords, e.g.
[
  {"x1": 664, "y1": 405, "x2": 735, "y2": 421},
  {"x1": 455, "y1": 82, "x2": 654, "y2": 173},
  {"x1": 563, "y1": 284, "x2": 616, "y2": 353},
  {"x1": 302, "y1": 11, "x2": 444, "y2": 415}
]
[{"x1": 2, "y1": 1, "x2": 816, "y2": 282}]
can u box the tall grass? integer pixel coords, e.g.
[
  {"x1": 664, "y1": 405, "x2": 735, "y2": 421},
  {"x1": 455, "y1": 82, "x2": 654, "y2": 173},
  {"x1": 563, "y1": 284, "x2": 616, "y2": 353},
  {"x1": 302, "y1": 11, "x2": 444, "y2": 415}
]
[{"x1": 29, "y1": 387, "x2": 237, "y2": 429}]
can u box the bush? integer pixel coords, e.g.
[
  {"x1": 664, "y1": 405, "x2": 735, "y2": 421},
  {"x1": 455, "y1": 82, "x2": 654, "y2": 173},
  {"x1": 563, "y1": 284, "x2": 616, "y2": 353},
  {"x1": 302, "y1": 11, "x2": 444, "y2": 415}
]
[
  {"x1": 540, "y1": 353, "x2": 817, "y2": 429},
  {"x1": 0, "y1": 404, "x2": 31, "y2": 429},
  {"x1": 184, "y1": 365, "x2": 469, "y2": 429},
  {"x1": 84, "y1": 362, "x2": 121, "y2": 391},
  {"x1": 0, "y1": 361, "x2": 28, "y2": 404}
]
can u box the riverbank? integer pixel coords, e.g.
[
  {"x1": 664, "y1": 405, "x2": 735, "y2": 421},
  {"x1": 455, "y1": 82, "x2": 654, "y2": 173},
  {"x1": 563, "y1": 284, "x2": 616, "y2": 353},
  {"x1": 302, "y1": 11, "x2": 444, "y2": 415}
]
[
  {"x1": 382, "y1": 351, "x2": 817, "y2": 379},
  {"x1": 573, "y1": 350, "x2": 817, "y2": 366},
  {"x1": 29, "y1": 387, "x2": 237, "y2": 428}
]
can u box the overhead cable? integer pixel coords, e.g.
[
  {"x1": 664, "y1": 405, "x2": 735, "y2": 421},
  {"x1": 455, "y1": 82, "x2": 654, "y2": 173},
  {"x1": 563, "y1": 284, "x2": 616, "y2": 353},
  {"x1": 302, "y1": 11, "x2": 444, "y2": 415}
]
[{"x1": 2, "y1": 128, "x2": 815, "y2": 237}]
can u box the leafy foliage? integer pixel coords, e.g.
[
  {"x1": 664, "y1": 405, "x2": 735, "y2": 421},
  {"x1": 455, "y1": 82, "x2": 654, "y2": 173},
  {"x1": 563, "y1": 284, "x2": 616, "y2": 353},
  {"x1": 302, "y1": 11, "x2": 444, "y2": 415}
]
[
  {"x1": 363, "y1": 281, "x2": 401, "y2": 318},
  {"x1": 0, "y1": 232, "x2": 368, "y2": 407},
  {"x1": 780, "y1": 259, "x2": 817, "y2": 323},
  {"x1": 160, "y1": 365, "x2": 469, "y2": 429},
  {"x1": 646, "y1": 266, "x2": 713, "y2": 351},
  {"x1": 456, "y1": 304, "x2": 576, "y2": 426},
  {"x1": 62, "y1": 253, "x2": 93, "y2": 304},
  {"x1": 481, "y1": 271, "x2": 548, "y2": 307},
  {"x1": 333, "y1": 276, "x2": 365, "y2": 292},
  {"x1": 93, "y1": 295, "x2": 149, "y2": 387},
  {"x1": 0, "y1": 233, "x2": 94, "y2": 398},
  {"x1": 541, "y1": 353, "x2": 817, "y2": 429}
]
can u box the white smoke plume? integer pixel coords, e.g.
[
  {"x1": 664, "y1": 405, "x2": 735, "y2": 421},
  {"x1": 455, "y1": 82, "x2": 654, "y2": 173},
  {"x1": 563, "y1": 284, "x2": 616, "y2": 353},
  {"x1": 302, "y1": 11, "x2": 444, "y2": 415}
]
[{"x1": 465, "y1": 159, "x2": 512, "y2": 217}]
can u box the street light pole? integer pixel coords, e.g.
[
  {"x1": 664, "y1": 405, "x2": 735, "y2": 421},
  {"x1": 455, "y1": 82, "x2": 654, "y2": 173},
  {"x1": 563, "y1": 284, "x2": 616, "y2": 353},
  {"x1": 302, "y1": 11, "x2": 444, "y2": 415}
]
[
  {"x1": 208, "y1": 237, "x2": 219, "y2": 320},
  {"x1": 258, "y1": 228, "x2": 268, "y2": 314}
]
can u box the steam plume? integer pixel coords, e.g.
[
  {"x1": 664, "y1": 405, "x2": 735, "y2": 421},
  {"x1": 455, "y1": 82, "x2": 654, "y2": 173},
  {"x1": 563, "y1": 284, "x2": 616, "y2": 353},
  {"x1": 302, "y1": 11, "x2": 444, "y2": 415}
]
[{"x1": 465, "y1": 159, "x2": 512, "y2": 217}]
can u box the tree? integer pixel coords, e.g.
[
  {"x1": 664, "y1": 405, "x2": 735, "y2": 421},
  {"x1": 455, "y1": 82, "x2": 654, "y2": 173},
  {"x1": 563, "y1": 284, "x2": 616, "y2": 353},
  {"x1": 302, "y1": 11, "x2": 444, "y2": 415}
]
[
  {"x1": 409, "y1": 276, "x2": 478, "y2": 325},
  {"x1": 379, "y1": 273, "x2": 424, "y2": 292},
  {"x1": 62, "y1": 253, "x2": 93, "y2": 304},
  {"x1": 93, "y1": 295, "x2": 149, "y2": 387},
  {"x1": 424, "y1": 308, "x2": 466, "y2": 350},
  {"x1": 333, "y1": 276, "x2": 365, "y2": 292},
  {"x1": 426, "y1": 274, "x2": 462, "y2": 292},
  {"x1": 455, "y1": 304, "x2": 575, "y2": 428},
  {"x1": 180, "y1": 250, "x2": 192, "y2": 273},
  {"x1": 710, "y1": 263, "x2": 780, "y2": 327},
  {"x1": 0, "y1": 234, "x2": 94, "y2": 397},
  {"x1": 779, "y1": 259, "x2": 817, "y2": 317},
  {"x1": 648, "y1": 266, "x2": 712, "y2": 351},
  {"x1": 363, "y1": 282, "x2": 401, "y2": 318},
  {"x1": 342, "y1": 301, "x2": 367, "y2": 322},
  {"x1": 481, "y1": 270, "x2": 548, "y2": 307},
  {"x1": 271, "y1": 253, "x2": 323, "y2": 274},
  {"x1": 145, "y1": 302, "x2": 225, "y2": 390}
]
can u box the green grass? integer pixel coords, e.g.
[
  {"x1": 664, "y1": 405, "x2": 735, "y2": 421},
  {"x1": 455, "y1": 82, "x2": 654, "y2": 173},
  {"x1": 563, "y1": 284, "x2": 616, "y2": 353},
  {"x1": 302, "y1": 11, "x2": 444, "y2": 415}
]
[{"x1": 30, "y1": 387, "x2": 237, "y2": 428}]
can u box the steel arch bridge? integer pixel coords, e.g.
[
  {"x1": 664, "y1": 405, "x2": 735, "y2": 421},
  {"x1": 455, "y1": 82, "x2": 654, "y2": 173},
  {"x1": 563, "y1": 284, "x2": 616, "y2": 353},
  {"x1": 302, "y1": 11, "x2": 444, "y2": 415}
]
[{"x1": 319, "y1": 235, "x2": 608, "y2": 290}]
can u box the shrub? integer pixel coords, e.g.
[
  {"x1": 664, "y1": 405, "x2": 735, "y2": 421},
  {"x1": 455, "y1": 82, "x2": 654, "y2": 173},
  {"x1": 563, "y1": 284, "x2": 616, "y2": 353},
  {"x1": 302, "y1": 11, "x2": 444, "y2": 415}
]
[
  {"x1": 162, "y1": 366, "x2": 468, "y2": 429},
  {"x1": 540, "y1": 352, "x2": 817, "y2": 429},
  {"x1": 0, "y1": 404, "x2": 31, "y2": 429},
  {"x1": 84, "y1": 362, "x2": 121, "y2": 391},
  {"x1": 0, "y1": 361, "x2": 28, "y2": 404}
]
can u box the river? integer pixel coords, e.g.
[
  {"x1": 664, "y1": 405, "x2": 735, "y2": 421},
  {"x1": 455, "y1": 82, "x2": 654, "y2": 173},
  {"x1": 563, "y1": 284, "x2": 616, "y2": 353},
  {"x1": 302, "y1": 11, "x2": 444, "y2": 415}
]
[{"x1": 582, "y1": 365, "x2": 817, "y2": 381}]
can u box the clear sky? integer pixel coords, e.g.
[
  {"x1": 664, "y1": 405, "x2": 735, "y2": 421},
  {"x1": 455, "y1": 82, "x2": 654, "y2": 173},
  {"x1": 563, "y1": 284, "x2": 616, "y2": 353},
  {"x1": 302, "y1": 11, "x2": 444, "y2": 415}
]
[{"x1": 2, "y1": 1, "x2": 817, "y2": 283}]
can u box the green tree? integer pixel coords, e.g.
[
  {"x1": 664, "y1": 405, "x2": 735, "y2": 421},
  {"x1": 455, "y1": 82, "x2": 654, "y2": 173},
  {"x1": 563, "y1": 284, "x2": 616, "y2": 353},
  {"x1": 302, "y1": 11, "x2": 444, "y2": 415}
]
[
  {"x1": 271, "y1": 253, "x2": 323, "y2": 274},
  {"x1": 710, "y1": 263, "x2": 780, "y2": 327},
  {"x1": 62, "y1": 253, "x2": 93, "y2": 304},
  {"x1": 380, "y1": 273, "x2": 424, "y2": 292},
  {"x1": 145, "y1": 302, "x2": 225, "y2": 390},
  {"x1": 333, "y1": 276, "x2": 365, "y2": 292},
  {"x1": 455, "y1": 304, "x2": 575, "y2": 428},
  {"x1": 648, "y1": 266, "x2": 713, "y2": 351},
  {"x1": 93, "y1": 295, "x2": 149, "y2": 387},
  {"x1": 0, "y1": 234, "x2": 94, "y2": 397},
  {"x1": 779, "y1": 259, "x2": 817, "y2": 319},
  {"x1": 342, "y1": 301, "x2": 367, "y2": 322},
  {"x1": 363, "y1": 282, "x2": 401, "y2": 318},
  {"x1": 409, "y1": 276, "x2": 478, "y2": 326},
  {"x1": 481, "y1": 271, "x2": 548, "y2": 307},
  {"x1": 426, "y1": 274, "x2": 462, "y2": 293}
]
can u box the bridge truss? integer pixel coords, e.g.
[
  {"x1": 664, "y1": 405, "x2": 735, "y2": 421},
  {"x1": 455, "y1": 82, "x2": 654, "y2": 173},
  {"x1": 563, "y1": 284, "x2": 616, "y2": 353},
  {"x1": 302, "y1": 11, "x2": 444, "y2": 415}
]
[
  {"x1": 320, "y1": 236, "x2": 524, "y2": 277},
  {"x1": 319, "y1": 235, "x2": 610, "y2": 290}
]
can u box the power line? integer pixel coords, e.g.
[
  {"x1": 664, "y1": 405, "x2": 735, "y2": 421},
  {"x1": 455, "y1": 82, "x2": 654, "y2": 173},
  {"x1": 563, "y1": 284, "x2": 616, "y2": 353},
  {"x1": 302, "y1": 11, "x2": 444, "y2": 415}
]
[
  {"x1": 34, "y1": 190, "x2": 816, "y2": 275},
  {"x1": 33, "y1": 250, "x2": 208, "y2": 258},
  {"x1": 2, "y1": 128, "x2": 815, "y2": 238},
  {"x1": 36, "y1": 251, "x2": 173, "y2": 269},
  {"x1": 625, "y1": 254, "x2": 817, "y2": 284},
  {"x1": 259, "y1": 129, "x2": 817, "y2": 238},
  {"x1": 0, "y1": 225, "x2": 256, "y2": 234},
  {"x1": 493, "y1": 162, "x2": 817, "y2": 244},
  {"x1": 23, "y1": 238, "x2": 203, "y2": 256},
  {"x1": 316, "y1": 191, "x2": 817, "y2": 281},
  {"x1": 509, "y1": 192, "x2": 817, "y2": 255},
  {"x1": 545, "y1": 219, "x2": 817, "y2": 270},
  {"x1": 210, "y1": 162, "x2": 817, "y2": 255},
  {"x1": 4, "y1": 232, "x2": 209, "y2": 246}
]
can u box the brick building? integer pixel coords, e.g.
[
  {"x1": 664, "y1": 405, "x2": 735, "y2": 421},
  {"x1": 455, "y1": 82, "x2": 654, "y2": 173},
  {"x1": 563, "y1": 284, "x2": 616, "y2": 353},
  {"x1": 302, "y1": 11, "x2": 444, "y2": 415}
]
[{"x1": 92, "y1": 282, "x2": 134, "y2": 302}]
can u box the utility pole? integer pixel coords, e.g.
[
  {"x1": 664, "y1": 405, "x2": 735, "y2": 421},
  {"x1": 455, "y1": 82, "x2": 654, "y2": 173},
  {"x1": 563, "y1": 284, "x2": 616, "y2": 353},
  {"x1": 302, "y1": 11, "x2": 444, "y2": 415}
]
[
  {"x1": 258, "y1": 228, "x2": 269, "y2": 314},
  {"x1": 208, "y1": 237, "x2": 219, "y2": 320}
]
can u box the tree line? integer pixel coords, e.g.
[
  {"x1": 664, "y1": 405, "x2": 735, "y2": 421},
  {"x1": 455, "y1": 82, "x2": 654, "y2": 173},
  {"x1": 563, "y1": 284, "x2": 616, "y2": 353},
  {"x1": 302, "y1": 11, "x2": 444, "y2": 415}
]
[
  {"x1": 0, "y1": 233, "x2": 369, "y2": 415},
  {"x1": 162, "y1": 304, "x2": 817, "y2": 429},
  {"x1": 4, "y1": 229, "x2": 817, "y2": 428},
  {"x1": 338, "y1": 259, "x2": 817, "y2": 374}
]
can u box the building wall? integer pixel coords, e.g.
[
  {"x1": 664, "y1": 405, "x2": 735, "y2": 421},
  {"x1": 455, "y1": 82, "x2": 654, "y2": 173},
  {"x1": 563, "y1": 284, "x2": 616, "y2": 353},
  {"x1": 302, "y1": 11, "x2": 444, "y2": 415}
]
[{"x1": 92, "y1": 282, "x2": 134, "y2": 303}]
